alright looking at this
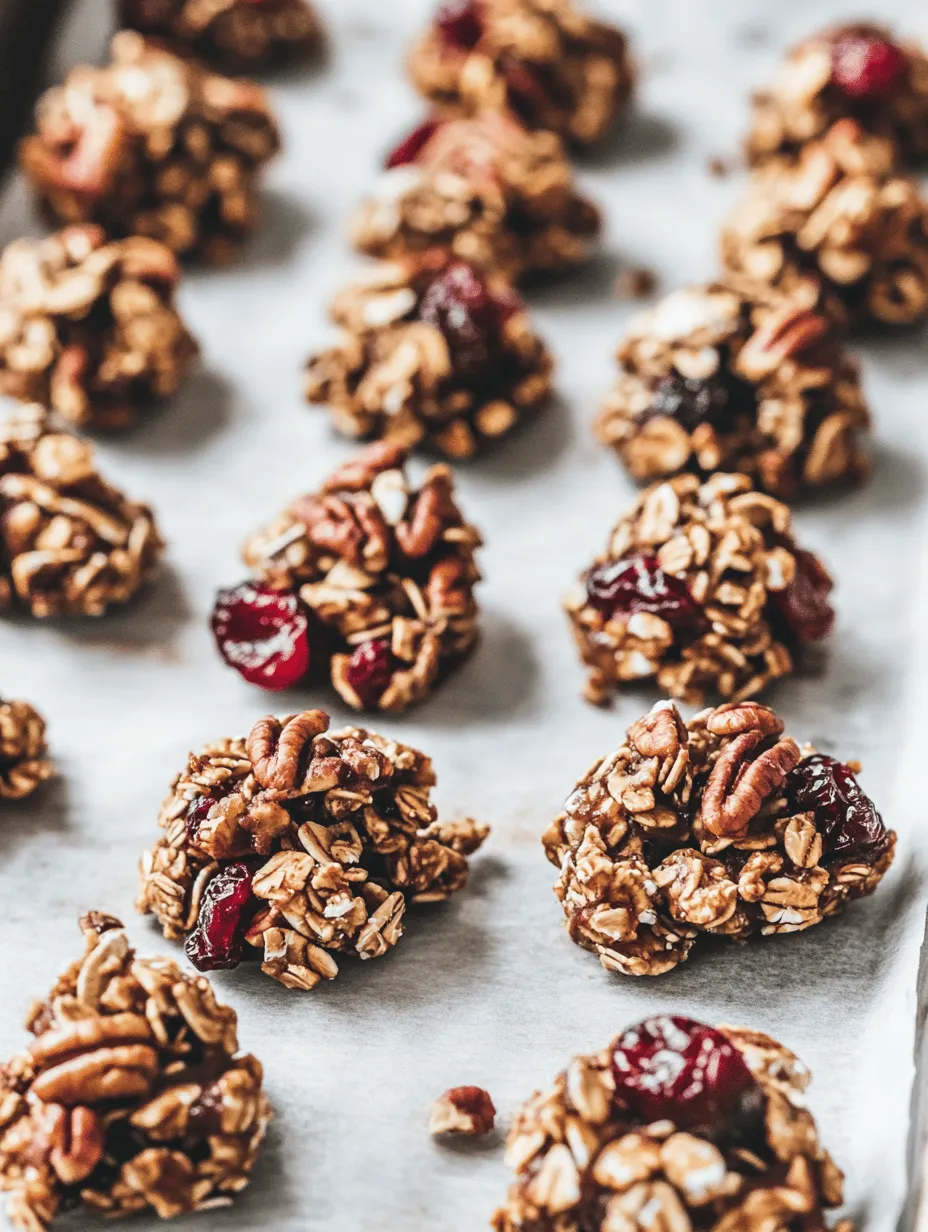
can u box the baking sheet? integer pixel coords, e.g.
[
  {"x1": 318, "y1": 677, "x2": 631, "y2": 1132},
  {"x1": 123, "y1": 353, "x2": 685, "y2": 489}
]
[{"x1": 2, "y1": 1, "x2": 928, "y2": 1229}]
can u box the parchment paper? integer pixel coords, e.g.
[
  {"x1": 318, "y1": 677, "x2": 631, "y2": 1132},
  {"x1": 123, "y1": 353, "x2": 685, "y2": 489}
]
[{"x1": 2, "y1": 1, "x2": 928, "y2": 1229}]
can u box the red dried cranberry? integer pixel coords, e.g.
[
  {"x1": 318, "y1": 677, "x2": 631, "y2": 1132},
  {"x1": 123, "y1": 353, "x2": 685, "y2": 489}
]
[
  {"x1": 211, "y1": 581, "x2": 310, "y2": 690},
  {"x1": 770, "y1": 547, "x2": 835, "y2": 644},
  {"x1": 345, "y1": 637, "x2": 396, "y2": 708},
  {"x1": 585, "y1": 555, "x2": 707, "y2": 642},
  {"x1": 185, "y1": 795, "x2": 215, "y2": 841},
  {"x1": 418, "y1": 262, "x2": 520, "y2": 381},
  {"x1": 611, "y1": 1015, "x2": 763, "y2": 1136},
  {"x1": 784, "y1": 754, "x2": 890, "y2": 864},
  {"x1": 435, "y1": 0, "x2": 482, "y2": 51},
  {"x1": 648, "y1": 370, "x2": 756, "y2": 435},
  {"x1": 831, "y1": 33, "x2": 906, "y2": 100},
  {"x1": 385, "y1": 118, "x2": 445, "y2": 169},
  {"x1": 185, "y1": 861, "x2": 257, "y2": 972}
]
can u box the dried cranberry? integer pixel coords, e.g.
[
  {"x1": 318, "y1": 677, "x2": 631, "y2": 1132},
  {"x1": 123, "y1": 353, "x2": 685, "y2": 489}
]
[
  {"x1": 585, "y1": 555, "x2": 707, "y2": 641},
  {"x1": 185, "y1": 795, "x2": 215, "y2": 841},
  {"x1": 784, "y1": 754, "x2": 890, "y2": 864},
  {"x1": 185, "y1": 861, "x2": 257, "y2": 972},
  {"x1": 211, "y1": 581, "x2": 310, "y2": 690},
  {"x1": 385, "y1": 118, "x2": 445, "y2": 169},
  {"x1": 831, "y1": 33, "x2": 906, "y2": 100},
  {"x1": 345, "y1": 638, "x2": 396, "y2": 708},
  {"x1": 418, "y1": 262, "x2": 520, "y2": 381},
  {"x1": 611, "y1": 1016, "x2": 764, "y2": 1140},
  {"x1": 647, "y1": 370, "x2": 756, "y2": 435},
  {"x1": 770, "y1": 547, "x2": 835, "y2": 644},
  {"x1": 435, "y1": 0, "x2": 482, "y2": 51}
]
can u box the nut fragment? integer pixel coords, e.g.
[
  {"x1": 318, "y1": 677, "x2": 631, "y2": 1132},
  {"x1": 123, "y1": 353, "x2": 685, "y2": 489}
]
[
  {"x1": 20, "y1": 32, "x2": 280, "y2": 264},
  {"x1": 0, "y1": 915, "x2": 271, "y2": 1230},
  {"x1": 542, "y1": 699, "x2": 895, "y2": 977},
  {"x1": 137, "y1": 708, "x2": 489, "y2": 990},
  {"x1": 408, "y1": 0, "x2": 635, "y2": 147},
  {"x1": 429, "y1": 1086, "x2": 496, "y2": 1137}
]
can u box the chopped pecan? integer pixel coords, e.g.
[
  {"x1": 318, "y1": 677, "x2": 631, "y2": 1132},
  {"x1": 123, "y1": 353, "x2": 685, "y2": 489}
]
[{"x1": 429, "y1": 1086, "x2": 496, "y2": 1137}]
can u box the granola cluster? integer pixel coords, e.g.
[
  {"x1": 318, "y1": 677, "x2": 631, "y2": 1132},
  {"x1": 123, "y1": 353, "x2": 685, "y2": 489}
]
[
  {"x1": 747, "y1": 23, "x2": 928, "y2": 169},
  {"x1": 564, "y1": 472, "x2": 835, "y2": 706},
  {"x1": 0, "y1": 225, "x2": 198, "y2": 430},
  {"x1": 213, "y1": 442, "x2": 481, "y2": 711},
  {"x1": 543, "y1": 700, "x2": 895, "y2": 977},
  {"x1": 721, "y1": 119, "x2": 928, "y2": 329},
  {"x1": 492, "y1": 1017, "x2": 848, "y2": 1232},
  {"x1": 0, "y1": 913, "x2": 271, "y2": 1231},
  {"x1": 138, "y1": 709, "x2": 489, "y2": 991},
  {"x1": 20, "y1": 32, "x2": 281, "y2": 264},
  {"x1": 0, "y1": 405, "x2": 163, "y2": 617},
  {"x1": 305, "y1": 251, "x2": 553, "y2": 458},
  {"x1": 119, "y1": 0, "x2": 321, "y2": 71},
  {"x1": 0, "y1": 699, "x2": 53, "y2": 801},
  {"x1": 595, "y1": 285, "x2": 870, "y2": 498},
  {"x1": 408, "y1": 0, "x2": 635, "y2": 147},
  {"x1": 354, "y1": 111, "x2": 601, "y2": 282}
]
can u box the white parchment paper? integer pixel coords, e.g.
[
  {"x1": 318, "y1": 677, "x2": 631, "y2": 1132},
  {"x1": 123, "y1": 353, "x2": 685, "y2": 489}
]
[{"x1": 2, "y1": 1, "x2": 928, "y2": 1228}]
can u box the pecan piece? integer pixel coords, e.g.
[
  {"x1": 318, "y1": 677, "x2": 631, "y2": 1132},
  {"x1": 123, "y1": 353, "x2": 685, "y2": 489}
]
[{"x1": 429, "y1": 1086, "x2": 496, "y2": 1137}]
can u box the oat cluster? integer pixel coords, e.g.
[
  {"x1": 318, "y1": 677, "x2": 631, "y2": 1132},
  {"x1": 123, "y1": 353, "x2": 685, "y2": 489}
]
[
  {"x1": 722, "y1": 119, "x2": 928, "y2": 329},
  {"x1": 0, "y1": 698, "x2": 54, "y2": 801},
  {"x1": 305, "y1": 251, "x2": 553, "y2": 458},
  {"x1": 492, "y1": 1023, "x2": 847, "y2": 1232},
  {"x1": 138, "y1": 709, "x2": 488, "y2": 991},
  {"x1": 409, "y1": 0, "x2": 635, "y2": 146},
  {"x1": 543, "y1": 700, "x2": 895, "y2": 977},
  {"x1": 20, "y1": 32, "x2": 281, "y2": 264},
  {"x1": 565, "y1": 472, "x2": 834, "y2": 706},
  {"x1": 239, "y1": 441, "x2": 481, "y2": 712},
  {"x1": 0, "y1": 914, "x2": 271, "y2": 1232},
  {"x1": 0, "y1": 405, "x2": 163, "y2": 617},
  {"x1": 353, "y1": 110, "x2": 601, "y2": 282},
  {"x1": 119, "y1": 0, "x2": 322, "y2": 70},
  {"x1": 595, "y1": 284, "x2": 870, "y2": 498},
  {"x1": 0, "y1": 225, "x2": 198, "y2": 431},
  {"x1": 747, "y1": 22, "x2": 928, "y2": 169}
]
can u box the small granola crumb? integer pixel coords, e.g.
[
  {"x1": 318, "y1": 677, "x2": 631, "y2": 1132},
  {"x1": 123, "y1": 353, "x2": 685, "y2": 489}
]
[
  {"x1": 355, "y1": 111, "x2": 601, "y2": 282},
  {"x1": 408, "y1": 0, "x2": 635, "y2": 147},
  {"x1": 212, "y1": 440, "x2": 482, "y2": 711},
  {"x1": 0, "y1": 405, "x2": 163, "y2": 616},
  {"x1": 0, "y1": 225, "x2": 198, "y2": 430},
  {"x1": 614, "y1": 266, "x2": 657, "y2": 300},
  {"x1": 0, "y1": 698, "x2": 53, "y2": 801},
  {"x1": 707, "y1": 155, "x2": 736, "y2": 177},
  {"x1": 305, "y1": 250, "x2": 553, "y2": 458},
  {"x1": 137, "y1": 709, "x2": 489, "y2": 990},
  {"x1": 430, "y1": 1086, "x2": 496, "y2": 1137},
  {"x1": 119, "y1": 0, "x2": 322, "y2": 71},
  {"x1": 0, "y1": 915, "x2": 271, "y2": 1230},
  {"x1": 492, "y1": 1017, "x2": 848, "y2": 1232},
  {"x1": 544, "y1": 699, "x2": 895, "y2": 977},
  {"x1": 565, "y1": 472, "x2": 835, "y2": 706},
  {"x1": 20, "y1": 32, "x2": 280, "y2": 264}
]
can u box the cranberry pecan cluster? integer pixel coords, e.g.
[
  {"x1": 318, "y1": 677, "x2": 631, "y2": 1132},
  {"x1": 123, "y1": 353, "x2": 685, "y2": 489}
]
[
  {"x1": 211, "y1": 442, "x2": 481, "y2": 711},
  {"x1": 0, "y1": 405, "x2": 163, "y2": 617},
  {"x1": 0, "y1": 698, "x2": 53, "y2": 801},
  {"x1": 564, "y1": 472, "x2": 835, "y2": 706},
  {"x1": 408, "y1": 0, "x2": 635, "y2": 147},
  {"x1": 492, "y1": 1015, "x2": 848, "y2": 1232},
  {"x1": 747, "y1": 23, "x2": 928, "y2": 169},
  {"x1": 0, "y1": 913, "x2": 271, "y2": 1230},
  {"x1": 0, "y1": 225, "x2": 198, "y2": 431},
  {"x1": 354, "y1": 110, "x2": 600, "y2": 281},
  {"x1": 595, "y1": 285, "x2": 870, "y2": 498},
  {"x1": 543, "y1": 700, "x2": 895, "y2": 977},
  {"x1": 305, "y1": 251, "x2": 553, "y2": 458},
  {"x1": 137, "y1": 709, "x2": 489, "y2": 990},
  {"x1": 119, "y1": 0, "x2": 321, "y2": 71},
  {"x1": 722, "y1": 119, "x2": 928, "y2": 329},
  {"x1": 20, "y1": 32, "x2": 280, "y2": 264}
]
